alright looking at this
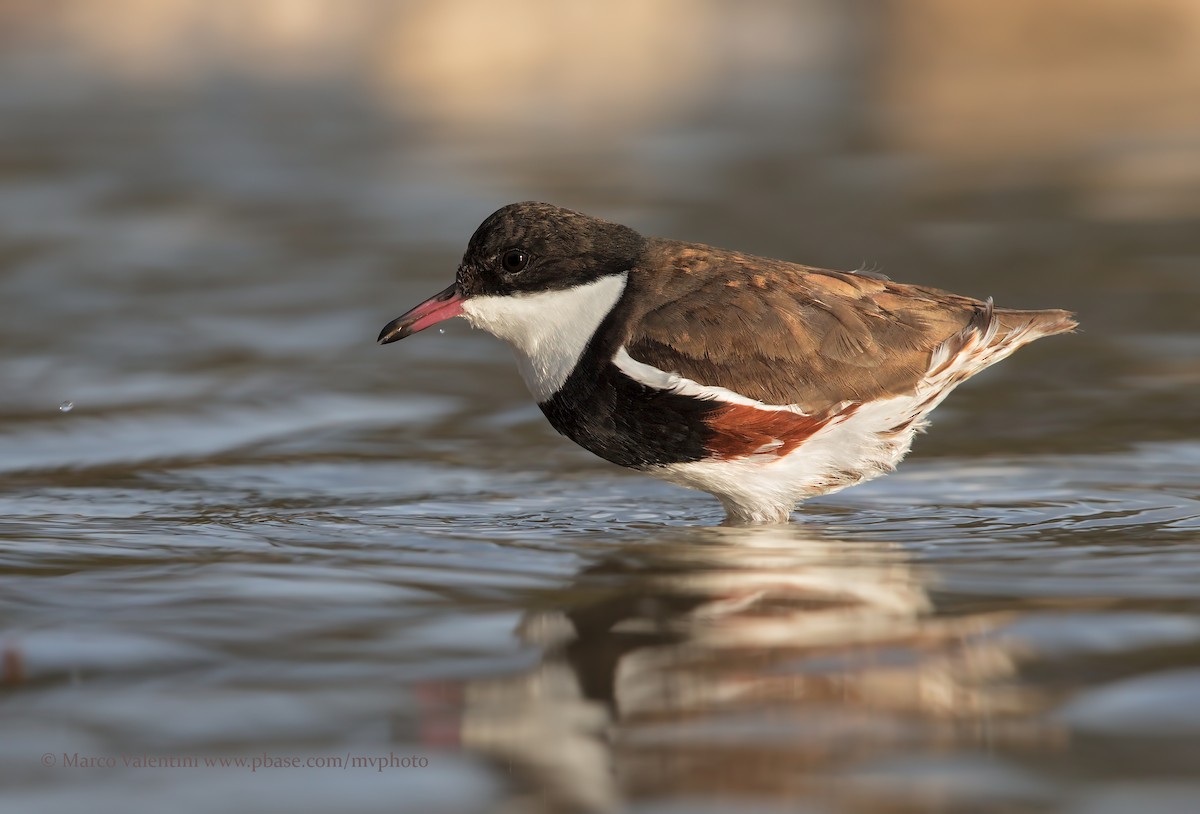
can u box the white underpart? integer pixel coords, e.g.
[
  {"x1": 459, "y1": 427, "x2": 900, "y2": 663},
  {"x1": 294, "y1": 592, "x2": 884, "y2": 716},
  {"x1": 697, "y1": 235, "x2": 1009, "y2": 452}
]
[
  {"x1": 657, "y1": 395, "x2": 929, "y2": 525},
  {"x1": 625, "y1": 309, "x2": 1057, "y2": 524},
  {"x1": 461, "y1": 273, "x2": 628, "y2": 401}
]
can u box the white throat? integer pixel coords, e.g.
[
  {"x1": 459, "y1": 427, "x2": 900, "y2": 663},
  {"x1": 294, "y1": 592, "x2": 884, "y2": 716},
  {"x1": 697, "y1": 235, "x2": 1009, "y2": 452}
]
[{"x1": 461, "y1": 272, "x2": 628, "y2": 401}]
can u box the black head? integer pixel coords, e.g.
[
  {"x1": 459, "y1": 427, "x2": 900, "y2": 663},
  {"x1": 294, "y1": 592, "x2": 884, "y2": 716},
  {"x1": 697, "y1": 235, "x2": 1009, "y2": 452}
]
[
  {"x1": 377, "y1": 202, "x2": 645, "y2": 345},
  {"x1": 455, "y1": 202, "x2": 646, "y2": 297}
]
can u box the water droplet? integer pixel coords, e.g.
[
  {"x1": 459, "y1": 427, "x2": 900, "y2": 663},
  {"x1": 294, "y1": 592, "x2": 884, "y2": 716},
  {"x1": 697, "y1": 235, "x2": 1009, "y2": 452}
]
[
  {"x1": 438, "y1": 328, "x2": 445, "y2": 334},
  {"x1": 58, "y1": 401, "x2": 74, "y2": 413}
]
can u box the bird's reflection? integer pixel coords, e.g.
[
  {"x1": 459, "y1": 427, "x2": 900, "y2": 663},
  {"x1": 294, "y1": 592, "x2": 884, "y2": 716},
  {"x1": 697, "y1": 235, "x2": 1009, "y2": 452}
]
[{"x1": 420, "y1": 527, "x2": 1048, "y2": 812}]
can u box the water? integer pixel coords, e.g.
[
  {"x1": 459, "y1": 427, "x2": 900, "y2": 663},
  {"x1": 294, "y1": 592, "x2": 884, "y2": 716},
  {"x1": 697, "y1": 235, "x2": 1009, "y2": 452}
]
[{"x1": 2, "y1": 3, "x2": 1200, "y2": 813}]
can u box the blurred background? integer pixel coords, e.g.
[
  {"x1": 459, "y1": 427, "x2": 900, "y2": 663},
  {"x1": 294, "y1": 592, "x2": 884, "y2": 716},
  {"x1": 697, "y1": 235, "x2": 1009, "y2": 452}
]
[{"x1": 2, "y1": 2, "x2": 1199, "y2": 813}]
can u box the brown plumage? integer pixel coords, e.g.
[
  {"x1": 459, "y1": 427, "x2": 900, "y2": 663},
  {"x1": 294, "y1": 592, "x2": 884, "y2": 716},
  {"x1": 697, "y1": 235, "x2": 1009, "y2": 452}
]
[{"x1": 623, "y1": 240, "x2": 1075, "y2": 411}]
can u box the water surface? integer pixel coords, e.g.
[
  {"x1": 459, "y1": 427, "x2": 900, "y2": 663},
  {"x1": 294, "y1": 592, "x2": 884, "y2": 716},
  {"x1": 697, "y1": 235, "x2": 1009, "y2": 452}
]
[{"x1": 2, "y1": 4, "x2": 1200, "y2": 813}]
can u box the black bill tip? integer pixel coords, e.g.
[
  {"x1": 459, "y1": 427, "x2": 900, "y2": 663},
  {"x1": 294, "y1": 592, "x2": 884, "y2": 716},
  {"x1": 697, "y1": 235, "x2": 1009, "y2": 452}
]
[{"x1": 377, "y1": 319, "x2": 411, "y2": 345}]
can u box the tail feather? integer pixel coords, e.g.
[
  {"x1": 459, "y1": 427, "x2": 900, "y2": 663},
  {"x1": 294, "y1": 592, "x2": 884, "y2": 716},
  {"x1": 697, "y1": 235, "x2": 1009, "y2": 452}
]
[
  {"x1": 994, "y1": 307, "x2": 1078, "y2": 339},
  {"x1": 928, "y1": 301, "x2": 1077, "y2": 381}
]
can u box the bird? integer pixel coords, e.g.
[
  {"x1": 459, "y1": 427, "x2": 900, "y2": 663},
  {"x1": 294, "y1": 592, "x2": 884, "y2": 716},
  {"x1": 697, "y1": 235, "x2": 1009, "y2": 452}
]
[{"x1": 378, "y1": 202, "x2": 1076, "y2": 524}]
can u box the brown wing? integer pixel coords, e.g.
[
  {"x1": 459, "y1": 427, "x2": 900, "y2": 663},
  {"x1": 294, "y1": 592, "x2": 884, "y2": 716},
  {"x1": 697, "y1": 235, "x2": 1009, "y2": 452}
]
[{"x1": 623, "y1": 240, "x2": 989, "y2": 410}]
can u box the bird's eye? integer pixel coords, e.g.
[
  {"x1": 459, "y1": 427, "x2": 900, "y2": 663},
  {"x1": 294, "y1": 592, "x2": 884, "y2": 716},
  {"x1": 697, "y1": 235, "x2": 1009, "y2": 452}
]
[{"x1": 501, "y1": 249, "x2": 530, "y2": 274}]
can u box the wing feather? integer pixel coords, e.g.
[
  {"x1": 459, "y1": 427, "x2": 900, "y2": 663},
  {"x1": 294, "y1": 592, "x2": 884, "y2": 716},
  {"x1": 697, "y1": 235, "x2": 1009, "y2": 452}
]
[{"x1": 623, "y1": 241, "x2": 985, "y2": 411}]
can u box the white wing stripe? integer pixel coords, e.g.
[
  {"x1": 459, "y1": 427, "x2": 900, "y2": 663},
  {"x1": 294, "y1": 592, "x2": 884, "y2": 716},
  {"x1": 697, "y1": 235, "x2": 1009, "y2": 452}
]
[{"x1": 612, "y1": 347, "x2": 810, "y2": 415}]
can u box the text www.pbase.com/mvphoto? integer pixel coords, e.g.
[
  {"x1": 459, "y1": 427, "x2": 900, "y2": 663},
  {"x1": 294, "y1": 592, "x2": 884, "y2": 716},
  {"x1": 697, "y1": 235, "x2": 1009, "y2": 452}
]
[{"x1": 43, "y1": 751, "x2": 429, "y2": 773}]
